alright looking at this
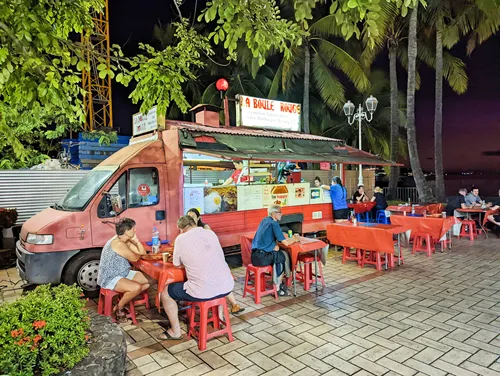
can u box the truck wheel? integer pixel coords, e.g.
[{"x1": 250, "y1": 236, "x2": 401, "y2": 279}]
[{"x1": 62, "y1": 249, "x2": 101, "y2": 298}]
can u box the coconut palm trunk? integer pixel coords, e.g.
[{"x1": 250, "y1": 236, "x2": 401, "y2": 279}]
[
  {"x1": 388, "y1": 41, "x2": 399, "y2": 199},
  {"x1": 406, "y1": 5, "x2": 435, "y2": 203},
  {"x1": 303, "y1": 38, "x2": 311, "y2": 135},
  {"x1": 434, "y1": 15, "x2": 446, "y2": 202}
]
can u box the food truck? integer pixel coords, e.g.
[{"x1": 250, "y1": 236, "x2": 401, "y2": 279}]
[{"x1": 16, "y1": 96, "x2": 394, "y2": 296}]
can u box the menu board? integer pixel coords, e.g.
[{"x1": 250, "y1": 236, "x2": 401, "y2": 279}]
[
  {"x1": 203, "y1": 186, "x2": 238, "y2": 214},
  {"x1": 183, "y1": 187, "x2": 205, "y2": 214},
  {"x1": 310, "y1": 187, "x2": 332, "y2": 204},
  {"x1": 263, "y1": 184, "x2": 289, "y2": 207},
  {"x1": 237, "y1": 185, "x2": 264, "y2": 211},
  {"x1": 289, "y1": 183, "x2": 310, "y2": 206}
]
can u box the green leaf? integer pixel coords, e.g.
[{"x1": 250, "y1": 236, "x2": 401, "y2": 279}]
[{"x1": 98, "y1": 70, "x2": 107, "y2": 79}]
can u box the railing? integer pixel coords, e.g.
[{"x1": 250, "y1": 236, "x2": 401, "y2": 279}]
[{"x1": 383, "y1": 187, "x2": 419, "y2": 203}]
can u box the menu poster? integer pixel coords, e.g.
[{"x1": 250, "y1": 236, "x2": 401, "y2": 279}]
[
  {"x1": 263, "y1": 184, "x2": 289, "y2": 207},
  {"x1": 237, "y1": 185, "x2": 264, "y2": 211},
  {"x1": 183, "y1": 187, "x2": 205, "y2": 214},
  {"x1": 289, "y1": 183, "x2": 310, "y2": 206},
  {"x1": 203, "y1": 186, "x2": 238, "y2": 214}
]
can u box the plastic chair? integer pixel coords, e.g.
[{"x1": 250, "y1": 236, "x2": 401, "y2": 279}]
[
  {"x1": 412, "y1": 233, "x2": 435, "y2": 257},
  {"x1": 187, "y1": 297, "x2": 234, "y2": 351},
  {"x1": 296, "y1": 254, "x2": 325, "y2": 291},
  {"x1": 243, "y1": 264, "x2": 278, "y2": 304},
  {"x1": 459, "y1": 220, "x2": 477, "y2": 241},
  {"x1": 359, "y1": 250, "x2": 384, "y2": 271},
  {"x1": 376, "y1": 210, "x2": 390, "y2": 224},
  {"x1": 97, "y1": 288, "x2": 138, "y2": 324}
]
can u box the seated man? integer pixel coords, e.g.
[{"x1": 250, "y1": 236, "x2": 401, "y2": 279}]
[
  {"x1": 465, "y1": 187, "x2": 483, "y2": 207},
  {"x1": 353, "y1": 185, "x2": 369, "y2": 203},
  {"x1": 159, "y1": 215, "x2": 235, "y2": 340},
  {"x1": 445, "y1": 188, "x2": 470, "y2": 236},
  {"x1": 251, "y1": 205, "x2": 298, "y2": 296},
  {"x1": 97, "y1": 218, "x2": 150, "y2": 323},
  {"x1": 487, "y1": 189, "x2": 500, "y2": 227}
]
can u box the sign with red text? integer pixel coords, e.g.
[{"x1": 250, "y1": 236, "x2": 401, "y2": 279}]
[{"x1": 236, "y1": 95, "x2": 301, "y2": 132}]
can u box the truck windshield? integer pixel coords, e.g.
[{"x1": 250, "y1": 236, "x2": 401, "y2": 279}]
[{"x1": 57, "y1": 166, "x2": 119, "y2": 211}]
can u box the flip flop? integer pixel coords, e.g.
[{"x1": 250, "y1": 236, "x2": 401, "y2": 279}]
[
  {"x1": 231, "y1": 304, "x2": 245, "y2": 315},
  {"x1": 157, "y1": 331, "x2": 183, "y2": 341},
  {"x1": 278, "y1": 288, "x2": 291, "y2": 297}
]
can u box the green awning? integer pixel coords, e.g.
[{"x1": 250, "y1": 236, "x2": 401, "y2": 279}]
[{"x1": 178, "y1": 129, "x2": 398, "y2": 166}]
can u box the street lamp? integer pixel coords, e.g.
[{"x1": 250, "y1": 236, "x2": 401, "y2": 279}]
[{"x1": 343, "y1": 95, "x2": 378, "y2": 186}]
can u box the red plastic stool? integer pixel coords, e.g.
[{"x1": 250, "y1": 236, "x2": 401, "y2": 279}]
[
  {"x1": 459, "y1": 220, "x2": 477, "y2": 241},
  {"x1": 132, "y1": 290, "x2": 150, "y2": 310},
  {"x1": 97, "y1": 288, "x2": 139, "y2": 324},
  {"x1": 342, "y1": 247, "x2": 362, "y2": 265},
  {"x1": 360, "y1": 250, "x2": 383, "y2": 270},
  {"x1": 412, "y1": 233, "x2": 435, "y2": 256},
  {"x1": 243, "y1": 264, "x2": 278, "y2": 304},
  {"x1": 187, "y1": 297, "x2": 234, "y2": 351},
  {"x1": 296, "y1": 254, "x2": 325, "y2": 291}
]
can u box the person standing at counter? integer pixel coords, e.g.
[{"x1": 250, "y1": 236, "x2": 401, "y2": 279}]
[
  {"x1": 222, "y1": 161, "x2": 249, "y2": 185},
  {"x1": 321, "y1": 177, "x2": 349, "y2": 221}
]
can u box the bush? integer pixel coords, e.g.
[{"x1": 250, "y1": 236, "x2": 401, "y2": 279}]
[
  {"x1": 0, "y1": 284, "x2": 90, "y2": 376},
  {"x1": 0, "y1": 208, "x2": 18, "y2": 229}
]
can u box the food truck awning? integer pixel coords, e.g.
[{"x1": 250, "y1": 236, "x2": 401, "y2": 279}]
[{"x1": 175, "y1": 123, "x2": 400, "y2": 166}]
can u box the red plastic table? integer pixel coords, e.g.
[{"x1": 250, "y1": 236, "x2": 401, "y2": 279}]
[
  {"x1": 390, "y1": 215, "x2": 458, "y2": 248},
  {"x1": 456, "y1": 208, "x2": 498, "y2": 238},
  {"x1": 348, "y1": 202, "x2": 376, "y2": 214},
  {"x1": 135, "y1": 259, "x2": 186, "y2": 311}
]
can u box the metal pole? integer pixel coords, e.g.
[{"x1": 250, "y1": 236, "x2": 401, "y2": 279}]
[{"x1": 358, "y1": 104, "x2": 363, "y2": 186}]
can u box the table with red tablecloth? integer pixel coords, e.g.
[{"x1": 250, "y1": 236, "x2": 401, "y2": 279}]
[
  {"x1": 135, "y1": 259, "x2": 186, "y2": 311},
  {"x1": 326, "y1": 222, "x2": 408, "y2": 268},
  {"x1": 387, "y1": 204, "x2": 445, "y2": 215},
  {"x1": 456, "y1": 208, "x2": 498, "y2": 238},
  {"x1": 390, "y1": 216, "x2": 458, "y2": 246},
  {"x1": 240, "y1": 235, "x2": 327, "y2": 294},
  {"x1": 348, "y1": 202, "x2": 376, "y2": 214}
]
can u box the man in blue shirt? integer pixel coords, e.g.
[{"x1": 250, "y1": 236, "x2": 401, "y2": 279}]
[{"x1": 251, "y1": 205, "x2": 298, "y2": 296}]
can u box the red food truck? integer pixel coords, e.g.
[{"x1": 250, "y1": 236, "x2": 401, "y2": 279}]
[{"x1": 16, "y1": 102, "x2": 393, "y2": 297}]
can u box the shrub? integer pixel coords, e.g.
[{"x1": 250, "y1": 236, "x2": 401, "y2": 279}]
[
  {"x1": 0, "y1": 208, "x2": 18, "y2": 228},
  {"x1": 0, "y1": 284, "x2": 90, "y2": 376}
]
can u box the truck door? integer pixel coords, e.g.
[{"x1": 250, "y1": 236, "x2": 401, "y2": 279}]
[{"x1": 90, "y1": 165, "x2": 168, "y2": 246}]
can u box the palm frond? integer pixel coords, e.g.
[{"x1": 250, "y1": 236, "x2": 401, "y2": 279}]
[
  {"x1": 313, "y1": 38, "x2": 371, "y2": 92},
  {"x1": 268, "y1": 60, "x2": 284, "y2": 99},
  {"x1": 397, "y1": 45, "x2": 422, "y2": 90},
  {"x1": 310, "y1": 52, "x2": 346, "y2": 112},
  {"x1": 281, "y1": 46, "x2": 304, "y2": 93},
  {"x1": 309, "y1": 14, "x2": 343, "y2": 39}
]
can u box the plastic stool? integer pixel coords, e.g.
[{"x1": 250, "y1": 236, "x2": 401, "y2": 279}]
[
  {"x1": 376, "y1": 210, "x2": 390, "y2": 224},
  {"x1": 459, "y1": 220, "x2": 476, "y2": 241},
  {"x1": 133, "y1": 290, "x2": 150, "y2": 310},
  {"x1": 187, "y1": 297, "x2": 234, "y2": 351},
  {"x1": 243, "y1": 264, "x2": 278, "y2": 304},
  {"x1": 360, "y1": 250, "x2": 383, "y2": 270},
  {"x1": 97, "y1": 288, "x2": 138, "y2": 324},
  {"x1": 296, "y1": 254, "x2": 325, "y2": 291},
  {"x1": 342, "y1": 247, "x2": 362, "y2": 265},
  {"x1": 412, "y1": 233, "x2": 435, "y2": 257}
]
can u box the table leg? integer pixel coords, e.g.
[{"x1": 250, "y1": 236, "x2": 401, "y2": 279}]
[
  {"x1": 314, "y1": 249, "x2": 318, "y2": 291},
  {"x1": 397, "y1": 234, "x2": 401, "y2": 266},
  {"x1": 480, "y1": 212, "x2": 488, "y2": 239},
  {"x1": 293, "y1": 269, "x2": 297, "y2": 297},
  {"x1": 385, "y1": 252, "x2": 388, "y2": 270}
]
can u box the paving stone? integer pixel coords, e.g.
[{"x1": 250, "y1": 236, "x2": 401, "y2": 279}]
[
  {"x1": 431, "y1": 359, "x2": 478, "y2": 376},
  {"x1": 468, "y1": 349, "x2": 500, "y2": 367}
]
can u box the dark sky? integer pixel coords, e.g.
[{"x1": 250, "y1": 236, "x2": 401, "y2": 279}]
[{"x1": 108, "y1": 0, "x2": 500, "y2": 173}]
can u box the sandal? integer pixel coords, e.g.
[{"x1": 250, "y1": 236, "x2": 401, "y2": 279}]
[
  {"x1": 278, "y1": 288, "x2": 291, "y2": 297},
  {"x1": 230, "y1": 304, "x2": 245, "y2": 315},
  {"x1": 157, "y1": 330, "x2": 183, "y2": 341}
]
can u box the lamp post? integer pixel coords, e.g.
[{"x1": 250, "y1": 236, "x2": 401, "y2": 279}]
[{"x1": 343, "y1": 95, "x2": 378, "y2": 186}]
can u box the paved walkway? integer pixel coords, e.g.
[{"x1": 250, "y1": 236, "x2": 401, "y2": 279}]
[{"x1": 1, "y1": 237, "x2": 499, "y2": 375}]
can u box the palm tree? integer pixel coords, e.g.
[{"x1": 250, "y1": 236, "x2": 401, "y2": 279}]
[
  {"x1": 268, "y1": 12, "x2": 371, "y2": 134},
  {"x1": 422, "y1": 0, "x2": 500, "y2": 201},
  {"x1": 407, "y1": 5, "x2": 435, "y2": 203}
]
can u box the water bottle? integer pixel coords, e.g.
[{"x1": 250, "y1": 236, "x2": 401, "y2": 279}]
[
  {"x1": 152, "y1": 227, "x2": 160, "y2": 254},
  {"x1": 407, "y1": 198, "x2": 411, "y2": 206},
  {"x1": 288, "y1": 230, "x2": 293, "y2": 239},
  {"x1": 411, "y1": 205, "x2": 415, "y2": 215}
]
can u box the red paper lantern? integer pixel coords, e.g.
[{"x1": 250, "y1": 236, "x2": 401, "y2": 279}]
[{"x1": 216, "y1": 78, "x2": 229, "y2": 91}]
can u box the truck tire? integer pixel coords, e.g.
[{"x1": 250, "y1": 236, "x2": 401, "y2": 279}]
[{"x1": 62, "y1": 249, "x2": 102, "y2": 298}]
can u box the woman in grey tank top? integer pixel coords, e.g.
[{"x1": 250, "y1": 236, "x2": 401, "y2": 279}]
[{"x1": 97, "y1": 218, "x2": 150, "y2": 322}]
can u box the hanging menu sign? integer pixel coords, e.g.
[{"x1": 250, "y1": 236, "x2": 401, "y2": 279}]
[{"x1": 237, "y1": 185, "x2": 264, "y2": 211}]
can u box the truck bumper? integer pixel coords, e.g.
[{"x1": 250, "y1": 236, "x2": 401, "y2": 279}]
[{"x1": 16, "y1": 240, "x2": 79, "y2": 285}]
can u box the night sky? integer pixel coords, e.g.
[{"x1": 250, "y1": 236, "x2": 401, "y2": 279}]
[{"x1": 108, "y1": 0, "x2": 500, "y2": 174}]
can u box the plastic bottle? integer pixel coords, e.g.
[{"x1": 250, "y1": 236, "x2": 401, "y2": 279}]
[
  {"x1": 411, "y1": 205, "x2": 415, "y2": 215},
  {"x1": 288, "y1": 230, "x2": 293, "y2": 239},
  {"x1": 407, "y1": 198, "x2": 411, "y2": 206},
  {"x1": 204, "y1": 179, "x2": 209, "y2": 187},
  {"x1": 152, "y1": 227, "x2": 160, "y2": 254}
]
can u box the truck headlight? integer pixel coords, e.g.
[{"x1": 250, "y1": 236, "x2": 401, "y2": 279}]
[{"x1": 26, "y1": 233, "x2": 54, "y2": 245}]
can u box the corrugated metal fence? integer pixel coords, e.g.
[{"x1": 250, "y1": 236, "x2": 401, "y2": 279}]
[{"x1": 0, "y1": 170, "x2": 89, "y2": 225}]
